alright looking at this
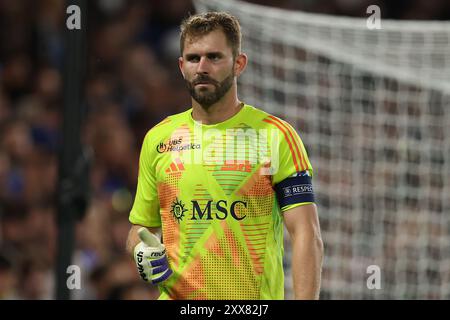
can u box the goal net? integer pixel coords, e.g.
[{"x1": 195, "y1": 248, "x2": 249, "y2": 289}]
[{"x1": 193, "y1": 0, "x2": 450, "y2": 299}]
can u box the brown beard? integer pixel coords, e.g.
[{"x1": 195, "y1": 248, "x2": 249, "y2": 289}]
[{"x1": 186, "y1": 70, "x2": 234, "y2": 109}]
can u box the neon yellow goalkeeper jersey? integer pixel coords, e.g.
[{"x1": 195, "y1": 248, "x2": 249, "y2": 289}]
[{"x1": 129, "y1": 103, "x2": 313, "y2": 300}]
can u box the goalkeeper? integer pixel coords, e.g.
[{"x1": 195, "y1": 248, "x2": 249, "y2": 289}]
[{"x1": 126, "y1": 11, "x2": 323, "y2": 300}]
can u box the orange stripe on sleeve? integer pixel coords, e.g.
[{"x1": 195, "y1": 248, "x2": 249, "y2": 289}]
[
  {"x1": 282, "y1": 122, "x2": 308, "y2": 171},
  {"x1": 263, "y1": 118, "x2": 300, "y2": 172},
  {"x1": 268, "y1": 116, "x2": 308, "y2": 171}
]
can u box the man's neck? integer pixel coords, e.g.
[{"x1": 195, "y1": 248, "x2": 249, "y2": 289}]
[{"x1": 191, "y1": 93, "x2": 243, "y2": 125}]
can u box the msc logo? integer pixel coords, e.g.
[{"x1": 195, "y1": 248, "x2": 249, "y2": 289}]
[
  {"x1": 171, "y1": 198, "x2": 187, "y2": 223},
  {"x1": 170, "y1": 199, "x2": 247, "y2": 222}
]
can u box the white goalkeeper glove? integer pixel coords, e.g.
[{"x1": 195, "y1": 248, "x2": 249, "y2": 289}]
[{"x1": 133, "y1": 227, "x2": 173, "y2": 284}]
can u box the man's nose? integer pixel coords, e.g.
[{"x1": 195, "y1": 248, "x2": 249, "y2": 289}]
[{"x1": 196, "y1": 56, "x2": 210, "y2": 74}]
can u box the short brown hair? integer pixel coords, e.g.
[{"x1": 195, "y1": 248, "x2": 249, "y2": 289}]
[{"x1": 180, "y1": 12, "x2": 242, "y2": 58}]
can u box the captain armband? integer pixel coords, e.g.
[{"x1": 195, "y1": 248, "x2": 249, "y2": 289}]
[{"x1": 274, "y1": 171, "x2": 315, "y2": 208}]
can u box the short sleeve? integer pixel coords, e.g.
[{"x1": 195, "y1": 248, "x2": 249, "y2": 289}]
[
  {"x1": 129, "y1": 131, "x2": 161, "y2": 227},
  {"x1": 272, "y1": 119, "x2": 313, "y2": 185}
]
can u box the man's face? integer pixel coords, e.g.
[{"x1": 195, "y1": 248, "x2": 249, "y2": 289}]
[{"x1": 179, "y1": 29, "x2": 236, "y2": 108}]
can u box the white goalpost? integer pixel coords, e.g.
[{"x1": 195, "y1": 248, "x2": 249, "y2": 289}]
[{"x1": 193, "y1": 0, "x2": 450, "y2": 299}]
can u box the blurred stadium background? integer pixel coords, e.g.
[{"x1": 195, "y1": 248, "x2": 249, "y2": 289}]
[{"x1": 0, "y1": 0, "x2": 449, "y2": 299}]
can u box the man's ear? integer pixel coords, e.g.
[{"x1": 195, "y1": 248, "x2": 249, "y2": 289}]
[
  {"x1": 179, "y1": 56, "x2": 185, "y2": 79},
  {"x1": 234, "y1": 53, "x2": 248, "y2": 77}
]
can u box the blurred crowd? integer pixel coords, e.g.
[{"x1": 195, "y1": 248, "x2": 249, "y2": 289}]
[{"x1": 0, "y1": 0, "x2": 448, "y2": 300}]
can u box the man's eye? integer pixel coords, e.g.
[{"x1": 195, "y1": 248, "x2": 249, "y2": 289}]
[
  {"x1": 208, "y1": 55, "x2": 220, "y2": 61},
  {"x1": 187, "y1": 56, "x2": 200, "y2": 62}
]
